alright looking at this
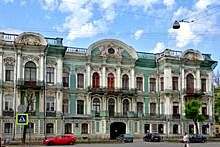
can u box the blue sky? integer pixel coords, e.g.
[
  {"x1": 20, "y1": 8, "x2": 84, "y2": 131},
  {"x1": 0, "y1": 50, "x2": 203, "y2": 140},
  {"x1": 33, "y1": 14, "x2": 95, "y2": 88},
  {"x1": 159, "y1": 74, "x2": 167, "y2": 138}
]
[{"x1": 0, "y1": 0, "x2": 220, "y2": 70}]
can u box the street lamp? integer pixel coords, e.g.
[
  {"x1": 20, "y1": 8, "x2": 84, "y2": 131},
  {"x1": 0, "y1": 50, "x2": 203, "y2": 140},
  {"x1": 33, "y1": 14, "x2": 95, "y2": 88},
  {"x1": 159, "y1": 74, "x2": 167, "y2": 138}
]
[{"x1": 173, "y1": 19, "x2": 195, "y2": 29}]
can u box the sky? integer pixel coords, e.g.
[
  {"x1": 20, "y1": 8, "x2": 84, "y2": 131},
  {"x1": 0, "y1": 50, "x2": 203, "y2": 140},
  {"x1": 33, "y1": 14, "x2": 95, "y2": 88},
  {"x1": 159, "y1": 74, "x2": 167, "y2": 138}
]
[{"x1": 0, "y1": 0, "x2": 220, "y2": 70}]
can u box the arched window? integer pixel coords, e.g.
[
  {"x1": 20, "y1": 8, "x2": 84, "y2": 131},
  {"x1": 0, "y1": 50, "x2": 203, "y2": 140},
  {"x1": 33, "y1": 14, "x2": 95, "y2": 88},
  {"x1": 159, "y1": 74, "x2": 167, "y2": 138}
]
[
  {"x1": 93, "y1": 98, "x2": 100, "y2": 115},
  {"x1": 123, "y1": 99, "x2": 129, "y2": 116},
  {"x1": 108, "y1": 73, "x2": 114, "y2": 90},
  {"x1": 25, "y1": 61, "x2": 36, "y2": 81},
  {"x1": 108, "y1": 98, "x2": 115, "y2": 117},
  {"x1": 92, "y1": 72, "x2": 100, "y2": 88},
  {"x1": 186, "y1": 74, "x2": 194, "y2": 94},
  {"x1": 122, "y1": 74, "x2": 129, "y2": 90},
  {"x1": 46, "y1": 123, "x2": 54, "y2": 134}
]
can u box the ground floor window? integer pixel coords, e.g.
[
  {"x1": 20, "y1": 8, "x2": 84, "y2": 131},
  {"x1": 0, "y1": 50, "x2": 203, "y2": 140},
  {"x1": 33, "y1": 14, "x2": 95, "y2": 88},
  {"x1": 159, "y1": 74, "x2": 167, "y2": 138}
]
[
  {"x1": 46, "y1": 123, "x2": 54, "y2": 134},
  {"x1": 82, "y1": 123, "x2": 88, "y2": 134},
  {"x1": 173, "y1": 124, "x2": 179, "y2": 134},
  {"x1": 144, "y1": 124, "x2": 150, "y2": 134},
  {"x1": 65, "y1": 123, "x2": 72, "y2": 134},
  {"x1": 4, "y1": 123, "x2": 13, "y2": 133},
  {"x1": 152, "y1": 124, "x2": 157, "y2": 132},
  {"x1": 202, "y1": 124, "x2": 208, "y2": 134},
  {"x1": 189, "y1": 124, "x2": 194, "y2": 134},
  {"x1": 158, "y1": 124, "x2": 164, "y2": 134}
]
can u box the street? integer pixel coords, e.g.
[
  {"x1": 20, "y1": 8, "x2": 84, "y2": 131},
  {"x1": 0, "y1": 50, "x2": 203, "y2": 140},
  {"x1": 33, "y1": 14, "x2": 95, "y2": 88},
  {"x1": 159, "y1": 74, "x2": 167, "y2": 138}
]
[{"x1": 7, "y1": 141, "x2": 220, "y2": 147}]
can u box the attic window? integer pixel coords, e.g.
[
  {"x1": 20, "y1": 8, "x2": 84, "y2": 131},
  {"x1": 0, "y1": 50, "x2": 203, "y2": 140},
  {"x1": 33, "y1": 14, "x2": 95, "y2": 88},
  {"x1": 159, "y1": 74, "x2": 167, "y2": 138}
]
[{"x1": 108, "y1": 47, "x2": 115, "y2": 54}]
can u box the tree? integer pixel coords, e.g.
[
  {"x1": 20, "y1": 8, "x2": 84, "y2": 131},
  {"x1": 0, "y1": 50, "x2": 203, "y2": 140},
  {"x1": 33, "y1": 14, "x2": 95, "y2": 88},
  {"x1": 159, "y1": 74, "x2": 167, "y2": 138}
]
[
  {"x1": 22, "y1": 89, "x2": 35, "y2": 144},
  {"x1": 185, "y1": 99, "x2": 208, "y2": 134},
  {"x1": 213, "y1": 70, "x2": 220, "y2": 86},
  {"x1": 215, "y1": 91, "x2": 220, "y2": 122}
]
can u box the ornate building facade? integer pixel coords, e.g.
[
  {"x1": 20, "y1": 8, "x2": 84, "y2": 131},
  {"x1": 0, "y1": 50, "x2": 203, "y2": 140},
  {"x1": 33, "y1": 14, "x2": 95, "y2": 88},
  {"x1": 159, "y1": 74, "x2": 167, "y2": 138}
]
[{"x1": 0, "y1": 32, "x2": 217, "y2": 140}]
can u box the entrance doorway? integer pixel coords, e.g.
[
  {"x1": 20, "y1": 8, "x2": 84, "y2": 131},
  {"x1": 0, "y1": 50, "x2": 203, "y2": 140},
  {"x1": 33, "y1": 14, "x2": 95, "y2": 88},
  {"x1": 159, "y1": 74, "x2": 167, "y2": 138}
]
[{"x1": 110, "y1": 122, "x2": 126, "y2": 139}]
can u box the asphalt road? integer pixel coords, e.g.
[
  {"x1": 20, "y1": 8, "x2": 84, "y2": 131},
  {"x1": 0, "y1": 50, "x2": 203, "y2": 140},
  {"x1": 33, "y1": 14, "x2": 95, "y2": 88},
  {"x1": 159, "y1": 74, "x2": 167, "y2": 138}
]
[{"x1": 7, "y1": 141, "x2": 220, "y2": 147}]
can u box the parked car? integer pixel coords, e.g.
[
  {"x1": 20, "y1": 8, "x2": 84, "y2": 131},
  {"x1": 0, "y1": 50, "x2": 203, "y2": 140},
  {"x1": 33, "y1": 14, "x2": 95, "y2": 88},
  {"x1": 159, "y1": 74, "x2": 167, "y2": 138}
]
[
  {"x1": 188, "y1": 134, "x2": 207, "y2": 143},
  {"x1": 43, "y1": 134, "x2": 76, "y2": 145},
  {"x1": 116, "y1": 134, "x2": 134, "y2": 143},
  {"x1": 143, "y1": 133, "x2": 162, "y2": 142}
]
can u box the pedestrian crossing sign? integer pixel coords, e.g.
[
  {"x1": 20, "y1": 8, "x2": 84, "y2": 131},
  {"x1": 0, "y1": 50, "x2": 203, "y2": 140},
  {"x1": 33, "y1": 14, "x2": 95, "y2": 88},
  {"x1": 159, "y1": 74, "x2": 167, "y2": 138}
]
[{"x1": 16, "y1": 113, "x2": 29, "y2": 125}]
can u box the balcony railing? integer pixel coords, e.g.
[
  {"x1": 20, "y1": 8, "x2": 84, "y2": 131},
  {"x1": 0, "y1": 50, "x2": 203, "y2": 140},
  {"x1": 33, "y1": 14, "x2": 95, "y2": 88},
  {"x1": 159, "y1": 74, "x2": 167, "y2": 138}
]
[
  {"x1": 3, "y1": 110, "x2": 14, "y2": 117},
  {"x1": 183, "y1": 88, "x2": 204, "y2": 95},
  {"x1": 17, "y1": 79, "x2": 45, "y2": 89},
  {"x1": 87, "y1": 87, "x2": 137, "y2": 95},
  {"x1": 172, "y1": 114, "x2": 180, "y2": 119},
  {"x1": 46, "y1": 111, "x2": 56, "y2": 117}
]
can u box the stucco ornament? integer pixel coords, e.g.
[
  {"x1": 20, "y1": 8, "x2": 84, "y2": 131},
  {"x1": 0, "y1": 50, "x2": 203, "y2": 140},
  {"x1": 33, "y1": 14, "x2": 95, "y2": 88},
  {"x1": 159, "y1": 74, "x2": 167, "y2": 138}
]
[{"x1": 3, "y1": 57, "x2": 15, "y2": 65}]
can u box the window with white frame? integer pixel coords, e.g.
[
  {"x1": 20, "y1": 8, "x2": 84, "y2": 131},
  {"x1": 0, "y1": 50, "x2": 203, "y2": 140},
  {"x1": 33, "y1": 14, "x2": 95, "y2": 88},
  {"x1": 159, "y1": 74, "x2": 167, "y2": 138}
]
[
  {"x1": 47, "y1": 67, "x2": 54, "y2": 83},
  {"x1": 77, "y1": 73, "x2": 84, "y2": 88},
  {"x1": 25, "y1": 61, "x2": 36, "y2": 81},
  {"x1": 136, "y1": 77, "x2": 143, "y2": 91},
  {"x1": 4, "y1": 123, "x2": 13, "y2": 133},
  {"x1": 4, "y1": 96, "x2": 13, "y2": 111},
  {"x1": 46, "y1": 97, "x2": 55, "y2": 112},
  {"x1": 5, "y1": 64, "x2": 14, "y2": 81},
  {"x1": 63, "y1": 72, "x2": 69, "y2": 87}
]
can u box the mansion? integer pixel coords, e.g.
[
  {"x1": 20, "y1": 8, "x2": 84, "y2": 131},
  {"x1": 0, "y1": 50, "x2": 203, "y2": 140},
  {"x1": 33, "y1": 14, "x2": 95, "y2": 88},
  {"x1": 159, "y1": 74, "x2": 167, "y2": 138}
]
[{"x1": 0, "y1": 32, "x2": 217, "y2": 140}]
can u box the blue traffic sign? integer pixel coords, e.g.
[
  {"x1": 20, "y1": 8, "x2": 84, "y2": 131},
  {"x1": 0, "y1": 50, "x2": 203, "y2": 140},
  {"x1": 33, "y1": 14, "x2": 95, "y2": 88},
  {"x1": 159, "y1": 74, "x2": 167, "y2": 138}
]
[{"x1": 16, "y1": 113, "x2": 29, "y2": 125}]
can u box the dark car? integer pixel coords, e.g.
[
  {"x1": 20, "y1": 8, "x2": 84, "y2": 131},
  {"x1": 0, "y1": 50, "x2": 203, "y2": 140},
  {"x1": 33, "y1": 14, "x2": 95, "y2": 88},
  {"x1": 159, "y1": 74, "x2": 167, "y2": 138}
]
[
  {"x1": 116, "y1": 134, "x2": 134, "y2": 143},
  {"x1": 43, "y1": 134, "x2": 76, "y2": 145},
  {"x1": 143, "y1": 133, "x2": 162, "y2": 142},
  {"x1": 188, "y1": 134, "x2": 207, "y2": 143}
]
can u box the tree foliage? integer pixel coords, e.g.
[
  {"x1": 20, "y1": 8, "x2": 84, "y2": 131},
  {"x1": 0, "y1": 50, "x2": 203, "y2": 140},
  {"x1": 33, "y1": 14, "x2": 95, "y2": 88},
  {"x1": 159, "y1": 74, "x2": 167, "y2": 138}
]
[
  {"x1": 215, "y1": 92, "x2": 220, "y2": 122},
  {"x1": 185, "y1": 99, "x2": 208, "y2": 134}
]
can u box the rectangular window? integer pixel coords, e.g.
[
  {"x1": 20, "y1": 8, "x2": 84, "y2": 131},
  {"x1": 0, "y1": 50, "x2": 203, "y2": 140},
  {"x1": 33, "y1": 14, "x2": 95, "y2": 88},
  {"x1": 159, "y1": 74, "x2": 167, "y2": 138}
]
[
  {"x1": 63, "y1": 99, "x2": 69, "y2": 113},
  {"x1": 77, "y1": 100, "x2": 84, "y2": 114},
  {"x1": 4, "y1": 96, "x2": 13, "y2": 111},
  {"x1": 150, "y1": 103, "x2": 156, "y2": 115},
  {"x1": 201, "y1": 79, "x2": 206, "y2": 92},
  {"x1": 63, "y1": 72, "x2": 69, "y2": 87},
  {"x1": 46, "y1": 97, "x2": 55, "y2": 112},
  {"x1": 150, "y1": 78, "x2": 156, "y2": 92},
  {"x1": 202, "y1": 105, "x2": 207, "y2": 116},
  {"x1": 134, "y1": 122, "x2": 138, "y2": 132},
  {"x1": 152, "y1": 124, "x2": 157, "y2": 133},
  {"x1": 160, "y1": 77, "x2": 164, "y2": 91},
  {"x1": 172, "y1": 77, "x2": 178, "y2": 90},
  {"x1": 136, "y1": 77, "x2": 143, "y2": 91},
  {"x1": 96, "y1": 122, "x2": 100, "y2": 133},
  {"x1": 46, "y1": 67, "x2": 54, "y2": 83},
  {"x1": 5, "y1": 65, "x2": 14, "y2": 81},
  {"x1": 4, "y1": 123, "x2": 13, "y2": 133},
  {"x1": 28, "y1": 123, "x2": 34, "y2": 133},
  {"x1": 137, "y1": 102, "x2": 143, "y2": 113},
  {"x1": 77, "y1": 73, "x2": 84, "y2": 88}
]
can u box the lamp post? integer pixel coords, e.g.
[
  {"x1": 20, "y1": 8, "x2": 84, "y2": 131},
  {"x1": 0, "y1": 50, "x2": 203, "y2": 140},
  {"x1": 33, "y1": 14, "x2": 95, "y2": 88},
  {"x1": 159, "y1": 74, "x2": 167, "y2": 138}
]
[{"x1": 173, "y1": 20, "x2": 195, "y2": 29}]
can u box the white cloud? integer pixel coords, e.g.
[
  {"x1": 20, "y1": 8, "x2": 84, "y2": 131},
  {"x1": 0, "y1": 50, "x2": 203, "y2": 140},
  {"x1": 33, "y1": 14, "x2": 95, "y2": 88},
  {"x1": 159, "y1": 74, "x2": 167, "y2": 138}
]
[
  {"x1": 169, "y1": 2, "x2": 219, "y2": 48},
  {"x1": 195, "y1": 0, "x2": 220, "y2": 10},
  {"x1": 151, "y1": 42, "x2": 165, "y2": 53},
  {"x1": 41, "y1": 0, "x2": 59, "y2": 11},
  {"x1": 128, "y1": 0, "x2": 160, "y2": 11},
  {"x1": 0, "y1": 28, "x2": 23, "y2": 34},
  {"x1": 134, "y1": 29, "x2": 144, "y2": 40},
  {"x1": 163, "y1": 0, "x2": 175, "y2": 7}
]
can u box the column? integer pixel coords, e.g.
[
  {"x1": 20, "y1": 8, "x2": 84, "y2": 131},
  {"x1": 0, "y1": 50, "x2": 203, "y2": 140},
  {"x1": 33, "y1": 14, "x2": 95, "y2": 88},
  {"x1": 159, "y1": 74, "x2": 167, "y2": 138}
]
[
  {"x1": 70, "y1": 94, "x2": 76, "y2": 115},
  {"x1": 86, "y1": 64, "x2": 91, "y2": 87},
  {"x1": 208, "y1": 71, "x2": 212, "y2": 92},
  {"x1": 0, "y1": 90, "x2": 2, "y2": 116},
  {"x1": 164, "y1": 64, "x2": 172, "y2": 90},
  {"x1": 17, "y1": 51, "x2": 21, "y2": 81},
  {"x1": 39, "y1": 54, "x2": 44, "y2": 81},
  {"x1": 57, "y1": 57, "x2": 63, "y2": 85},
  {"x1": 86, "y1": 95, "x2": 91, "y2": 115},
  {"x1": 0, "y1": 51, "x2": 3, "y2": 83},
  {"x1": 130, "y1": 68, "x2": 135, "y2": 89},
  {"x1": 102, "y1": 65, "x2": 106, "y2": 88},
  {"x1": 116, "y1": 66, "x2": 121, "y2": 88},
  {"x1": 56, "y1": 90, "x2": 63, "y2": 115},
  {"x1": 196, "y1": 69, "x2": 201, "y2": 90},
  {"x1": 181, "y1": 68, "x2": 185, "y2": 90}
]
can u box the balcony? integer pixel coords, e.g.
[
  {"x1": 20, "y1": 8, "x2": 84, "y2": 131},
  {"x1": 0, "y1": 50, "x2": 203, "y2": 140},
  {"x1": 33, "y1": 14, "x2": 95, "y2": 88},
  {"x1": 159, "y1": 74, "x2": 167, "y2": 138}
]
[
  {"x1": 46, "y1": 111, "x2": 56, "y2": 117},
  {"x1": 172, "y1": 114, "x2": 180, "y2": 119},
  {"x1": 17, "y1": 79, "x2": 44, "y2": 89},
  {"x1": 28, "y1": 111, "x2": 36, "y2": 116},
  {"x1": 183, "y1": 88, "x2": 204, "y2": 96},
  {"x1": 87, "y1": 87, "x2": 137, "y2": 95},
  {"x1": 3, "y1": 110, "x2": 14, "y2": 117}
]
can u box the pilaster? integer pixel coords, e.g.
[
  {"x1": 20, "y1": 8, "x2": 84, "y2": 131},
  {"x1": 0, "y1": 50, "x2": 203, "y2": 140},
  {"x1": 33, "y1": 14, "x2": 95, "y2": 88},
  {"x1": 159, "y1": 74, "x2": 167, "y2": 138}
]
[
  {"x1": 102, "y1": 65, "x2": 106, "y2": 87},
  {"x1": 116, "y1": 66, "x2": 121, "y2": 88},
  {"x1": 86, "y1": 63, "x2": 91, "y2": 87}
]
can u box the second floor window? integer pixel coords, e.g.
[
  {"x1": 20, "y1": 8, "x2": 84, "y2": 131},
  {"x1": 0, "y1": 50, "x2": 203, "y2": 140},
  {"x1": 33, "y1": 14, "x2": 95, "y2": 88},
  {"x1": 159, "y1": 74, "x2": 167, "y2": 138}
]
[
  {"x1": 172, "y1": 77, "x2": 178, "y2": 90},
  {"x1": 150, "y1": 78, "x2": 156, "y2": 92},
  {"x1": 47, "y1": 67, "x2": 54, "y2": 83},
  {"x1": 136, "y1": 77, "x2": 143, "y2": 91},
  {"x1": 77, "y1": 73, "x2": 84, "y2": 88},
  {"x1": 5, "y1": 64, "x2": 14, "y2": 81},
  {"x1": 122, "y1": 74, "x2": 129, "y2": 90},
  {"x1": 63, "y1": 72, "x2": 69, "y2": 87},
  {"x1": 202, "y1": 105, "x2": 207, "y2": 115},
  {"x1": 25, "y1": 61, "x2": 36, "y2": 81},
  {"x1": 62, "y1": 99, "x2": 69, "y2": 113},
  {"x1": 201, "y1": 79, "x2": 206, "y2": 92},
  {"x1": 173, "y1": 103, "x2": 179, "y2": 115},
  {"x1": 4, "y1": 96, "x2": 13, "y2": 111},
  {"x1": 137, "y1": 102, "x2": 143, "y2": 113},
  {"x1": 107, "y1": 73, "x2": 115, "y2": 90},
  {"x1": 77, "y1": 100, "x2": 84, "y2": 114},
  {"x1": 186, "y1": 74, "x2": 194, "y2": 93},
  {"x1": 150, "y1": 102, "x2": 156, "y2": 115},
  {"x1": 46, "y1": 97, "x2": 55, "y2": 112},
  {"x1": 160, "y1": 77, "x2": 164, "y2": 91},
  {"x1": 93, "y1": 98, "x2": 100, "y2": 113},
  {"x1": 92, "y1": 72, "x2": 100, "y2": 88}
]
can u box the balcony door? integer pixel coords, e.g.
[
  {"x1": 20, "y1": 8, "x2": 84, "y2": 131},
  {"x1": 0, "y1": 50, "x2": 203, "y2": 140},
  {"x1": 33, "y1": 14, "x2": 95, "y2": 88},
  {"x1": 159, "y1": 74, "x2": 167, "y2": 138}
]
[
  {"x1": 186, "y1": 74, "x2": 194, "y2": 94},
  {"x1": 108, "y1": 98, "x2": 115, "y2": 117},
  {"x1": 107, "y1": 73, "x2": 115, "y2": 91}
]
